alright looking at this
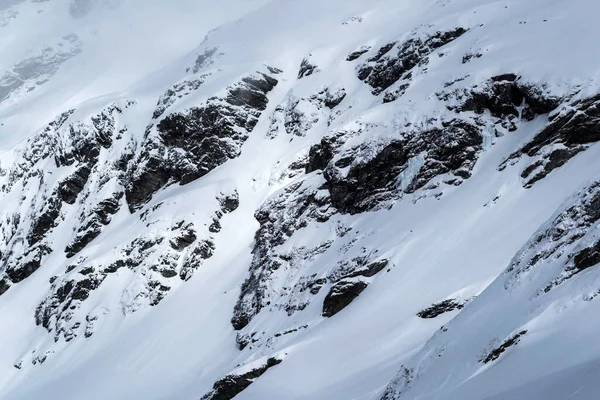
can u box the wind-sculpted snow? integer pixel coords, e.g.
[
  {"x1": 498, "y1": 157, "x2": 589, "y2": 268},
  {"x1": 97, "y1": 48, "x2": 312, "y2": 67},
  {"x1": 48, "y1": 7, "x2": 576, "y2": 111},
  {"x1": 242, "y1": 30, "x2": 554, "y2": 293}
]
[
  {"x1": 2, "y1": 0, "x2": 600, "y2": 399},
  {"x1": 382, "y1": 181, "x2": 600, "y2": 400}
]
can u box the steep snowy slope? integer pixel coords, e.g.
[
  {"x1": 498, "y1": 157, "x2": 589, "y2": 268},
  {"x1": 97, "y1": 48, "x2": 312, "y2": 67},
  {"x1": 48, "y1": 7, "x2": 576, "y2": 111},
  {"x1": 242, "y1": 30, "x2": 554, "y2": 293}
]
[{"x1": 0, "y1": 0, "x2": 599, "y2": 399}]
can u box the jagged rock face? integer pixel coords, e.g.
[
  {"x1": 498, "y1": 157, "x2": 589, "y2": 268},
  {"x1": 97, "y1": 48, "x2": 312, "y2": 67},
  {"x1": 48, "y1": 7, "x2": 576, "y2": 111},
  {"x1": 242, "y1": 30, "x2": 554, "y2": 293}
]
[
  {"x1": 416, "y1": 297, "x2": 472, "y2": 319},
  {"x1": 152, "y1": 77, "x2": 207, "y2": 121},
  {"x1": 65, "y1": 193, "x2": 122, "y2": 258},
  {"x1": 357, "y1": 28, "x2": 467, "y2": 97},
  {"x1": 189, "y1": 47, "x2": 221, "y2": 74},
  {"x1": 321, "y1": 119, "x2": 482, "y2": 214},
  {"x1": 231, "y1": 162, "x2": 392, "y2": 347},
  {"x1": 304, "y1": 74, "x2": 568, "y2": 215},
  {"x1": 35, "y1": 217, "x2": 217, "y2": 342},
  {"x1": 298, "y1": 57, "x2": 318, "y2": 79},
  {"x1": 31, "y1": 184, "x2": 236, "y2": 346},
  {"x1": 504, "y1": 181, "x2": 600, "y2": 292},
  {"x1": 0, "y1": 61, "x2": 245, "y2": 359},
  {"x1": 231, "y1": 174, "x2": 336, "y2": 331},
  {"x1": 200, "y1": 357, "x2": 282, "y2": 400},
  {"x1": 125, "y1": 71, "x2": 278, "y2": 210},
  {"x1": 321, "y1": 278, "x2": 368, "y2": 317},
  {"x1": 306, "y1": 136, "x2": 335, "y2": 173},
  {"x1": 266, "y1": 86, "x2": 346, "y2": 140},
  {"x1": 457, "y1": 73, "x2": 560, "y2": 120},
  {"x1": 229, "y1": 67, "x2": 587, "y2": 360},
  {"x1": 346, "y1": 46, "x2": 370, "y2": 62},
  {"x1": 501, "y1": 93, "x2": 600, "y2": 187},
  {"x1": 480, "y1": 330, "x2": 527, "y2": 364},
  {"x1": 3, "y1": 0, "x2": 600, "y2": 398},
  {"x1": 0, "y1": 103, "x2": 127, "y2": 294}
]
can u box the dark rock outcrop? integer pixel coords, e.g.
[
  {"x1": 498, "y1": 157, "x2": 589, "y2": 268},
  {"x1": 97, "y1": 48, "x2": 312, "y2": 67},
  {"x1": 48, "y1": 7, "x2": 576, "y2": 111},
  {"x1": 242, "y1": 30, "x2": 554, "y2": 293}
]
[
  {"x1": 5, "y1": 245, "x2": 51, "y2": 283},
  {"x1": 306, "y1": 137, "x2": 336, "y2": 173},
  {"x1": 169, "y1": 225, "x2": 197, "y2": 251},
  {"x1": 27, "y1": 193, "x2": 62, "y2": 246},
  {"x1": 501, "y1": 93, "x2": 600, "y2": 187},
  {"x1": 200, "y1": 358, "x2": 282, "y2": 400},
  {"x1": 324, "y1": 119, "x2": 482, "y2": 214},
  {"x1": 189, "y1": 47, "x2": 221, "y2": 74},
  {"x1": 65, "y1": 193, "x2": 123, "y2": 258},
  {"x1": 504, "y1": 181, "x2": 600, "y2": 291},
  {"x1": 298, "y1": 58, "x2": 318, "y2": 79},
  {"x1": 58, "y1": 165, "x2": 92, "y2": 204},
  {"x1": 417, "y1": 298, "x2": 469, "y2": 319},
  {"x1": 346, "y1": 46, "x2": 371, "y2": 61},
  {"x1": 126, "y1": 72, "x2": 278, "y2": 211},
  {"x1": 358, "y1": 28, "x2": 467, "y2": 96},
  {"x1": 0, "y1": 103, "x2": 126, "y2": 298},
  {"x1": 0, "y1": 279, "x2": 10, "y2": 296},
  {"x1": 232, "y1": 175, "x2": 335, "y2": 330},
  {"x1": 480, "y1": 330, "x2": 527, "y2": 364},
  {"x1": 322, "y1": 279, "x2": 368, "y2": 317},
  {"x1": 35, "y1": 272, "x2": 106, "y2": 342},
  {"x1": 152, "y1": 78, "x2": 207, "y2": 121}
]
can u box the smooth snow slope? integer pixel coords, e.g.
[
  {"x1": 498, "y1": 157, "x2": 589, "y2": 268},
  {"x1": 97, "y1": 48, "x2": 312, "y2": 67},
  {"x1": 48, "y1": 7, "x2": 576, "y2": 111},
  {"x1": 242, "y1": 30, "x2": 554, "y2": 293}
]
[{"x1": 0, "y1": 0, "x2": 599, "y2": 400}]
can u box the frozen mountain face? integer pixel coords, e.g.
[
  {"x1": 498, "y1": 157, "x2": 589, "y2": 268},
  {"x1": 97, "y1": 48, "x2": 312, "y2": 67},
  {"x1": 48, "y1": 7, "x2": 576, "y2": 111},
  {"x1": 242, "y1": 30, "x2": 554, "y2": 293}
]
[
  {"x1": 1, "y1": 0, "x2": 600, "y2": 399},
  {"x1": 381, "y1": 181, "x2": 600, "y2": 400}
]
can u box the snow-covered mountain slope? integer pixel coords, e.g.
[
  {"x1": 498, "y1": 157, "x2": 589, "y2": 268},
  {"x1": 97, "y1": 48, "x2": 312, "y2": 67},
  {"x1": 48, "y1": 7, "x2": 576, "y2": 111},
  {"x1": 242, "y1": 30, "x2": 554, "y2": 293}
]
[{"x1": 0, "y1": 0, "x2": 599, "y2": 399}]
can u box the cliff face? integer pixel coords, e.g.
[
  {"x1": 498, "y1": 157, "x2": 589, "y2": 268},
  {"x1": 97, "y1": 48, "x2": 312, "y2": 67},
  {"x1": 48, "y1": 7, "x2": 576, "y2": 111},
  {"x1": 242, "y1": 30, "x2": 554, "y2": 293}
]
[{"x1": 1, "y1": 1, "x2": 600, "y2": 400}]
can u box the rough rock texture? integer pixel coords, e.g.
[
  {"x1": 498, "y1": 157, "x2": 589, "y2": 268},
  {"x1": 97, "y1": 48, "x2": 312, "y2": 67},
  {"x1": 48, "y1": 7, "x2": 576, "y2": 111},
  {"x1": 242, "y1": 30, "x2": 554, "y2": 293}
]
[
  {"x1": 200, "y1": 358, "x2": 282, "y2": 400},
  {"x1": 504, "y1": 181, "x2": 600, "y2": 290},
  {"x1": 501, "y1": 93, "x2": 600, "y2": 187},
  {"x1": 0, "y1": 59, "x2": 247, "y2": 361},
  {"x1": 266, "y1": 87, "x2": 346, "y2": 139},
  {"x1": 126, "y1": 71, "x2": 278, "y2": 210},
  {"x1": 323, "y1": 119, "x2": 482, "y2": 214},
  {"x1": 0, "y1": 103, "x2": 126, "y2": 295},
  {"x1": 322, "y1": 278, "x2": 368, "y2": 317},
  {"x1": 457, "y1": 73, "x2": 561, "y2": 119},
  {"x1": 416, "y1": 297, "x2": 471, "y2": 319},
  {"x1": 230, "y1": 71, "x2": 572, "y2": 355},
  {"x1": 35, "y1": 216, "x2": 217, "y2": 343},
  {"x1": 304, "y1": 74, "x2": 566, "y2": 215},
  {"x1": 298, "y1": 57, "x2": 318, "y2": 79},
  {"x1": 232, "y1": 174, "x2": 336, "y2": 331},
  {"x1": 480, "y1": 330, "x2": 527, "y2": 364},
  {"x1": 346, "y1": 46, "x2": 371, "y2": 62},
  {"x1": 65, "y1": 193, "x2": 123, "y2": 258},
  {"x1": 232, "y1": 163, "x2": 392, "y2": 346},
  {"x1": 2, "y1": 2, "x2": 600, "y2": 397},
  {"x1": 358, "y1": 28, "x2": 467, "y2": 96}
]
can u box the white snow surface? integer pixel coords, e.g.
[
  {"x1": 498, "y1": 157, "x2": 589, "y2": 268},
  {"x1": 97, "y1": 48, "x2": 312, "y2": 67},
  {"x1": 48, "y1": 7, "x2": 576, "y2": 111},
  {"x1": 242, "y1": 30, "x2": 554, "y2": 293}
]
[{"x1": 0, "y1": 0, "x2": 599, "y2": 399}]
